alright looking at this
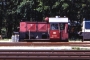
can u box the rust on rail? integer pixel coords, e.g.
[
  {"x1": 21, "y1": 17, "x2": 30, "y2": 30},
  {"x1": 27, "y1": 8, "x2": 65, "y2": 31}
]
[{"x1": 0, "y1": 42, "x2": 90, "y2": 46}]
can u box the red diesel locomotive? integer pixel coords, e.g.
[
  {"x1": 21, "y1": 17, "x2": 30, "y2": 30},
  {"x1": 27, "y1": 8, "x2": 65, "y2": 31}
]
[{"x1": 19, "y1": 16, "x2": 68, "y2": 42}]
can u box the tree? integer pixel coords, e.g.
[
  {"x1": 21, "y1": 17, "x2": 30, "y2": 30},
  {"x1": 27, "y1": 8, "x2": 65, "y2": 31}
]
[{"x1": 0, "y1": 0, "x2": 90, "y2": 38}]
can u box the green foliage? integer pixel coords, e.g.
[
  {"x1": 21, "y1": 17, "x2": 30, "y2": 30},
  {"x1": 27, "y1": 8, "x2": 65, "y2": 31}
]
[
  {"x1": 62, "y1": 3, "x2": 69, "y2": 9},
  {"x1": 52, "y1": 2, "x2": 60, "y2": 9},
  {"x1": 17, "y1": 0, "x2": 35, "y2": 18},
  {"x1": 1, "y1": 0, "x2": 90, "y2": 38}
]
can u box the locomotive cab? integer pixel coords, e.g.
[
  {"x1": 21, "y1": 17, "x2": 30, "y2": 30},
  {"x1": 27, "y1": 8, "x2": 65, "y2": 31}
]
[
  {"x1": 49, "y1": 16, "x2": 68, "y2": 41},
  {"x1": 50, "y1": 23, "x2": 60, "y2": 40}
]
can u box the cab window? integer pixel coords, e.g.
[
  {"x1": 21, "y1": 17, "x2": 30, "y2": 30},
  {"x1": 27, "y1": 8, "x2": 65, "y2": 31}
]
[
  {"x1": 50, "y1": 23, "x2": 58, "y2": 30},
  {"x1": 59, "y1": 23, "x2": 65, "y2": 30},
  {"x1": 85, "y1": 21, "x2": 90, "y2": 29}
]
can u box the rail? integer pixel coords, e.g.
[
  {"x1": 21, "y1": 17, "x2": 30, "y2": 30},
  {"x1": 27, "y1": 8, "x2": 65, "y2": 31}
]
[
  {"x1": 0, "y1": 42, "x2": 90, "y2": 46},
  {"x1": 0, "y1": 50, "x2": 90, "y2": 60}
]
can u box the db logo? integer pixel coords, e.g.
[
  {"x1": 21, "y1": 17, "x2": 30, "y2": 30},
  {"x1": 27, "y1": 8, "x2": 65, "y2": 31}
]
[{"x1": 53, "y1": 32, "x2": 56, "y2": 34}]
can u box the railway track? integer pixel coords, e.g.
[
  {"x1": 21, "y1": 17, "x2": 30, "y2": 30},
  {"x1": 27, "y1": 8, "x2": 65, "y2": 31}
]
[
  {"x1": 0, "y1": 42, "x2": 90, "y2": 46},
  {"x1": 0, "y1": 42, "x2": 90, "y2": 60},
  {"x1": 0, "y1": 50, "x2": 90, "y2": 60}
]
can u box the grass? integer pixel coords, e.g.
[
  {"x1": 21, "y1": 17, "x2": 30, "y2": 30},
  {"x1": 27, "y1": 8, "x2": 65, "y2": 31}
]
[
  {"x1": 0, "y1": 39, "x2": 11, "y2": 42},
  {"x1": 69, "y1": 39, "x2": 82, "y2": 42},
  {"x1": 0, "y1": 39, "x2": 9, "y2": 41}
]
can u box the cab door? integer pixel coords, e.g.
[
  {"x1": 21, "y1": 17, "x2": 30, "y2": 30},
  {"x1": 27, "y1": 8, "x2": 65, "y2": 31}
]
[
  {"x1": 49, "y1": 23, "x2": 60, "y2": 40},
  {"x1": 59, "y1": 23, "x2": 68, "y2": 40}
]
